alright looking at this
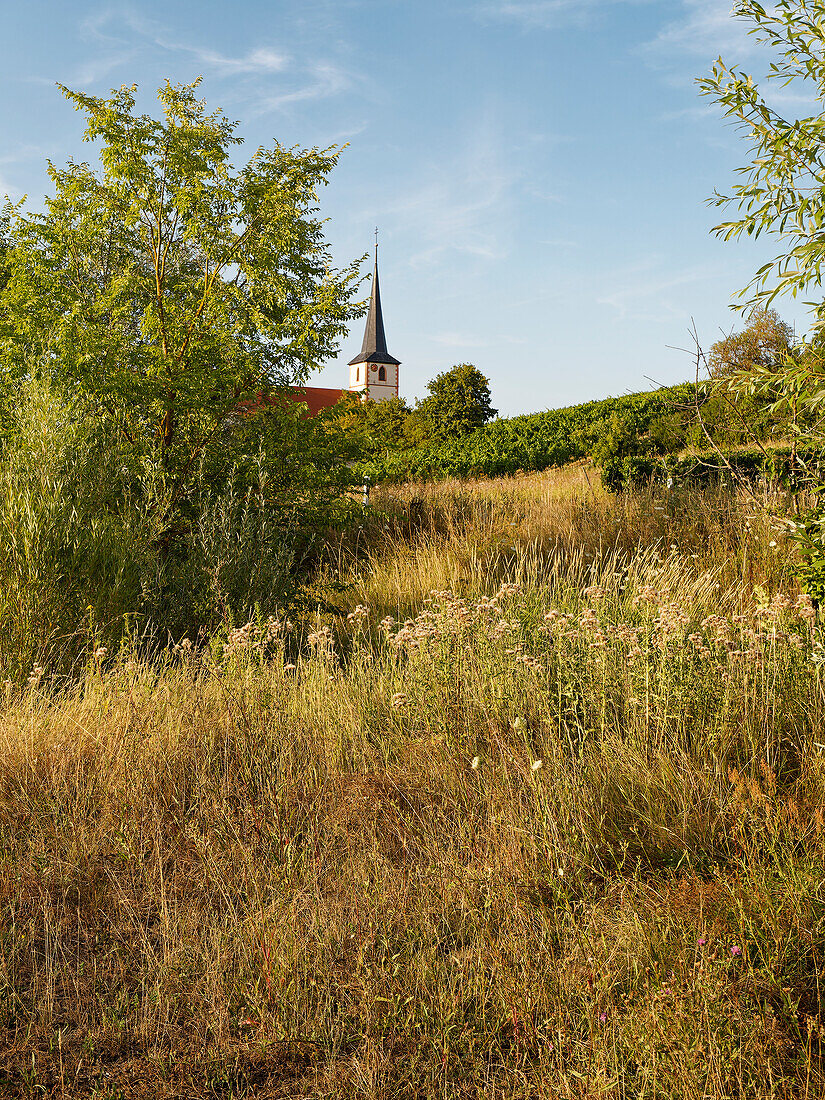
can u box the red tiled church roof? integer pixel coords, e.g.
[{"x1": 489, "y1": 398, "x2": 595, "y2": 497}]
[
  {"x1": 238, "y1": 387, "x2": 349, "y2": 419},
  {"x1": 289, "y1": 387, "x2": 347, "y2": 416}
]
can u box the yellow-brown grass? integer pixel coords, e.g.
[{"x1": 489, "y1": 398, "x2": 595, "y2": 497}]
[{"x1": 0, "y1": 470, "x2": 823, "y2": 1098}]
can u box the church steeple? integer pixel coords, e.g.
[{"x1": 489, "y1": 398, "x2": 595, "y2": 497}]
[{"x1": 348, "y1": 236, "x2": 400, "y2": 401}]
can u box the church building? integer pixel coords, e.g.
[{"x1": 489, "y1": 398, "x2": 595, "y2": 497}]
[
  {"x1": 347, "y1": 246, "x2": 401, "y2": 402},
  {"x1": 239, "y1": 247, "x2": 400, "y2": 420},
  {"x1": 283, "y1": 242, "x2": 400, "y2": 416}
]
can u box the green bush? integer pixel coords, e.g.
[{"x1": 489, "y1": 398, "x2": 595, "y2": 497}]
[
  {"x1": 0, "y1": 378, "x2": 360, "y2": 680},
  {"x1": 0, "y1": 379, "x2": 148, "y2": 678},
  {"x1": 611, "y1": 448, "x2": 824, "y2": 492}
]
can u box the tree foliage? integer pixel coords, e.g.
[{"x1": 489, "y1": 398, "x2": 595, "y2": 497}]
[
  {"x1": 328, "y1": 392, "x2": 414, "y2": 456},
  {"x1": 0, "y1": 373, "x2": 359, "y2": 676},
  {"x1": 699, "y1": 1, "x2": 825, "y2": 320},
  {"x1": 700, "y1": 0, "x2": 825, "y2": 599},
  {"x1": 702, "y1": 307, "x2": 800, "y2": 448},
  {"x1": 413, "y1": 363, "x2": 496, "y2": 442},
  {"x1": 0, "y1": 80, "x2": 361, "y2": 488},
  {"x1": 0, "y1": 81, "x2": 365, "y2": 668},
  {"x1": 708, "y1": 308, "x2": 794, "y2": 377}
]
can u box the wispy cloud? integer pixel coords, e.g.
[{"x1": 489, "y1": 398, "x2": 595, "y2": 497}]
[
  {"x1": 376, "y1": 116, "x2": 519, "y2": 268},
  {"x1": 174, "y1": 45, "x2": 289, "y2": 77},
  {"x1": 595, "y1": 256, "x2": 734, "y2": 322},
  {"x1": 82, "y1": 10, "x2": 289, "y2": 76},
  {"x1": 0, "y1": 144, "x2": 47, "y2": 166},
  {"x1": 250, "y1": 61, "x2": 355, "y2": 114},
  {"x1": 68, "y1": 53, "x2": 135, "y2": 86},
  {"x1": 79, "y1": 9, "x2": 132, "y2": 47},
  {"x1": 26, "y1": 11, "x2": 137, "y2": 88},
  {"x1": 539, "y1": 236, "x2": 580, "y2": 248},
  {"x1": 65, "y1": 8, "x2": 356, "y2": 116},
  {"x1": 643, "y1": 1, "x2": 752, "y2": 64},
  {"x1": 152, "y1": 40, "x2": 289, "y2": 78},
  {"x1": 0, "y1": 171, "x2": 20, "y2": 202},
  {"x1": 476, "y1": 0, "x2": 657, "y2": 31},
  {"x1": 647, "y1": 3, "x2": 822, "y2": 118}
]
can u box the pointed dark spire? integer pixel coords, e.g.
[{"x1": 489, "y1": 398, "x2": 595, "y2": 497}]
[{"x1": 348, "y1": 242, "x2": 401, "y2": 367}]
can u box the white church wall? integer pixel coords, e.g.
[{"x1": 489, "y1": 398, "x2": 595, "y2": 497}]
[{"x1": 348, "y1": 361, "x2": 399, "y2": 402}]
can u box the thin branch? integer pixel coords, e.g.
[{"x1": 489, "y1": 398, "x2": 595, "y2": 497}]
[{"x1": 685, "y1": 319, "x2": 764, "y2": 507}]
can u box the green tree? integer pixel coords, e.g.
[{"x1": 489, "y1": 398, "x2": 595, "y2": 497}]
[
  {"x1": 412, "y1": 363, "x2": 496, "y2": 443},
  {"x1": 0, "y1": 81, "x2": 366, "y2": 664},
  {"x1": 708, "y1": 308, "x2": 793, "y2": 378},
  {"x1": 328, "y1": 392, "x2": 413, "y2": 458},
  {"x1": 700, "y1": 0, "x2": 825, "y2": 597},
  {"x1": 0, "y1": 80, "x2": 362, "y2": 495},
  {"x1": 699, "y1": 2, "x2": 825, "y2": 321},
  {"x1": 362, "y1": 395, "x2": 413, "y2": 452},
  {"x1": 591, "y1": 407, "x2": 658, "y2": 492},
  {"x1": 702, "y1": 307, "x2": 796, "y2": 446}
]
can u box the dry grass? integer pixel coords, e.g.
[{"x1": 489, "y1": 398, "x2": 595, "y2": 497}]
[
  {"x1": 1, "y1": 469, "x2": 823, "y2": 1098},
  {"x1": 342, "y1": 466, "x2": 792, "y2": 617}
]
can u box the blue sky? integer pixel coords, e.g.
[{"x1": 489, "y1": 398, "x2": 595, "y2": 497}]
[{"x1": 0, "y1": 0, "x2": 814, "y2": 415}]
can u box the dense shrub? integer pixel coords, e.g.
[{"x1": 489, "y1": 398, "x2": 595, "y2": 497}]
[
  {"x1": 0, "y1": 378, "x2": 360, "y2": 679},
  {"x1": 613, "y1": 447, "x2": 825, "y2": 492}
]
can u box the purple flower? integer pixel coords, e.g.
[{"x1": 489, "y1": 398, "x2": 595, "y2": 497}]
[
  {"x1": 599, "y1": 1011, "x2": 607, "y2": 1024},
  {"x1": 730, "y1": 945, "x2": 742, "y2": 957},
  {"x1": 697, "y1": 938, "x2": 707, "y2": 948}
]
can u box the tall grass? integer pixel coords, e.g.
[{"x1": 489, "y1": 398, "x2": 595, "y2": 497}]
[
  {"x1": 340, "y1": 467, "x2": 794, "y2": 619},
  {"x1": 1, "y1": 471, "x2": 823, "y2": 1098},
  {"x1": 0, "y1": 378, "x2": 152, "y2": 681}
]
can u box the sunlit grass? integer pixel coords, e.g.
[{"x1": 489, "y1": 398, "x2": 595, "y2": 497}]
[{"x1": 1, "y1": 471, "x2": 823, "y2": 1098}]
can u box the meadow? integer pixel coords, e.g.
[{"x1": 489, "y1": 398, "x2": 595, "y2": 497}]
[{"x1": 1, "y1": 467, "x2": 823, "y2": 1098}]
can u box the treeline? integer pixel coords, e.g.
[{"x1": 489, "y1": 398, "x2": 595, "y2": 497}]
[
  {"x1": 348, "y1": 384, "x2": 691, "y2": 483},
  {"x1": 342, "y1": 379, "x2": 797, "y2": 488},
  {"x1": 332, "y1": 309, "x2": 808, "y2": 488}
]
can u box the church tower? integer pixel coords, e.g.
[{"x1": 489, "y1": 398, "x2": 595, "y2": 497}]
[{"x1": 348, "y1": 239, "x2": 400, "y2": 402}]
